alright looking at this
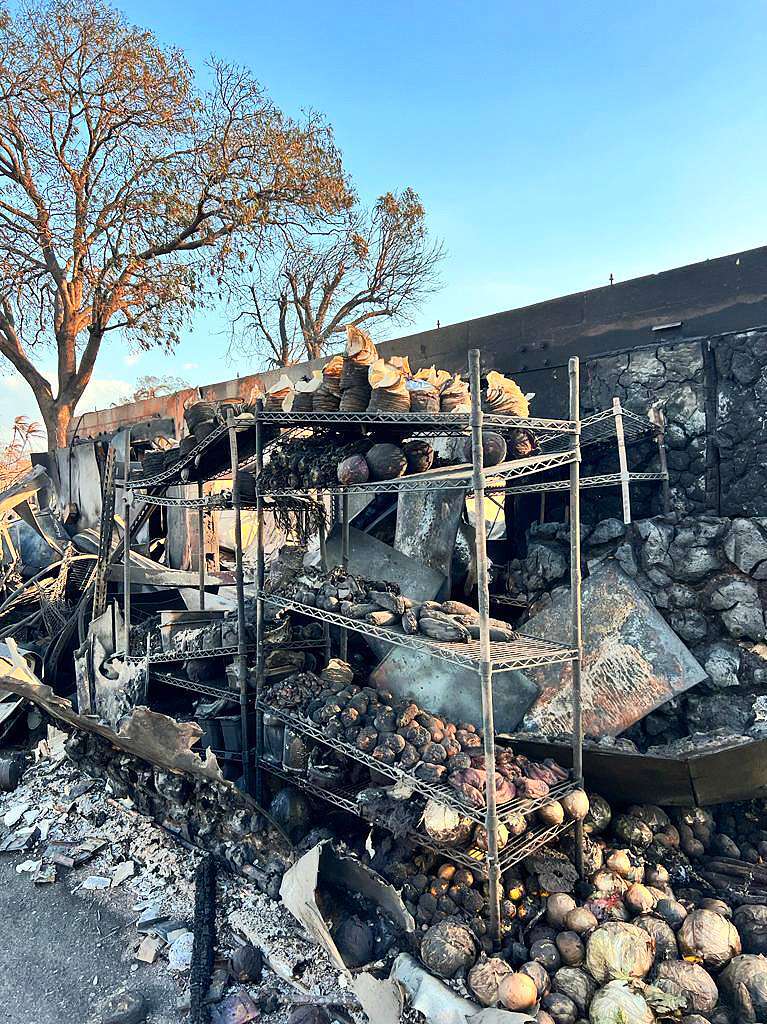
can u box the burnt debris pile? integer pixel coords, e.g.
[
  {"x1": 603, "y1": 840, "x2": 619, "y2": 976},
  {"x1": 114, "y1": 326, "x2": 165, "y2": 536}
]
[{"x1": 2, "y1": 325, "x2": 767, "y2": 1022}]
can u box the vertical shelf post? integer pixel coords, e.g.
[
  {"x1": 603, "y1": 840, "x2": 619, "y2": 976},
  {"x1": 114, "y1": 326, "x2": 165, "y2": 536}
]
[
  {"x1": 197, "y1": 480, "x2": 206, "y2": 611},
  {"x1": 318, "y1": 511, "x2": 332, "y2": 663},
  {"x1": 613, "y1": 397, "x2": 632, "y2": 524},
  {"x1": 468, "y1": 349, "x2": 502, "y2": 945},
  {"x1": 253, "y1": 400, "x2": 265, "y2": 803},
  {"x1": 122, "y1": 430, "x2": 131, "y2": 656},
  {"x1": 339, "y1": 491, "x2": 350, "y2": 662},
  {"x1": 650, "y1": 407, "x2": 671, "y2": 513},
  {"x1": 569, "y1": 359, "x2": 585, "y2": 877},
  {"x1": 228, "y1": 410, "x2": 253, "y2": 795}
]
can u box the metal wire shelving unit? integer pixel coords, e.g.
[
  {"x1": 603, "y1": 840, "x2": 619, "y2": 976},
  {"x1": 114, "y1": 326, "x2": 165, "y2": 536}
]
[
  {"x1": 257, "y1": 699, "x2": 580, "y2": 828},
  {"x1": 259, "y1": 595, "x2": 577, "y2": 671},
  {"x1": 248, "y1": 349, "x2": 585, "y2": 945},
  {"x1": 513, "y1": 398, "x2": 670, "y2": 524},
  {"x1": 258, "y1": 757, "x2": 573, "y2": 875},
  {"x1": 121, "y1": 410, "x2": 263, "y2": 791},
  {"x1": 149, "y1": 670, "x2": 237, "y2": 701}
]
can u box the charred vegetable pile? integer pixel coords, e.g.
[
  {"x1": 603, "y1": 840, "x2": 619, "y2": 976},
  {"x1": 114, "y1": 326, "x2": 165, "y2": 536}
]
[
  {"x1": 363, "y1": 795, "x2": 767, "y2": 1021},
  {"x1": 262, "y1": 657, "x2": 578, "y2": 818},
  {"x1": 267, "y1": 566, "x2": 519, "y2": 645}
]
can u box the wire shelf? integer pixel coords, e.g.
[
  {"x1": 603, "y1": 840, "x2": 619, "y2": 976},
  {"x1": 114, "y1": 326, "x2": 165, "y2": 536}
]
[
  {"x1": 132, "y1": 491, "x2": 231, "y2": 509},
  {"x1": 258, "y1": 760, "x2": 491, "y2": 873},
  {"x1": 539, "y1": 405, "x2": 660, "y2": 454},
  {"x1": 125, "y1": 417, "x2": 262, "y2": 490},
  {"x1": 256, "y1": 701, "x2": 580, "y2": 828},
  {"x1": 504, "y1": 470, "x2": 668, "y2": 496},
  {"x1": 256, "y1": 409, "x2": 577, "y2": 438},
  {"x1": 259, "y1": 449, "x2": 577, "y2": 498},
  {"x1": 260, "y1": 594, "x2": 577, "y2": 671},
  {"x1": 149, "y1": 670, "x2": 237, "y2": 701},
  {"x1": 498, "y1": 818, "x2": 575, "y2": 873},
  {"x1": 258, "y1": 758, "x2": 573, "y2": 876},
  {"x1": 127, "y1": 642, "x2": 257, "y2": 665}
]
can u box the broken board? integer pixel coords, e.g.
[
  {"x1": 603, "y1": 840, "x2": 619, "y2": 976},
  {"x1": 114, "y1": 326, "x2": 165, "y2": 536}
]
[{"x1": 519, "y1": 561, "x2": 706, "y2": 736}]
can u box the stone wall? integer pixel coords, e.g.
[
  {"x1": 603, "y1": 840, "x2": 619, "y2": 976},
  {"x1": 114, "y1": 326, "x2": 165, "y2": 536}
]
[
  {"x1": 711, "y1": 328, "x2": 767, "y2": 517},
  {"x1": 581, "y1": 341, "x2": 708, "y2": 521},
  {"x1": 575, "y1": 327, "x2": 767, "y2": 522},
  {"x1": 508, "y1": 512, "x2": 767, "y2": 749}
]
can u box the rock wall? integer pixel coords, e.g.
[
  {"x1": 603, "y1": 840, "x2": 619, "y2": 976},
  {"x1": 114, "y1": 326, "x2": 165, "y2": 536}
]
[
  {"x1": 508, "y1": 512, "x2": 767, "y2": 749},
  {"x1": 576, "y1": 327, "x2": 767, "y2": 521},
  {"x1": 711, "y1": 328, "x2": 767, "y2": 517},
  {"x1": 582, "y1": 341, "x2": 707, "y2": 520}
]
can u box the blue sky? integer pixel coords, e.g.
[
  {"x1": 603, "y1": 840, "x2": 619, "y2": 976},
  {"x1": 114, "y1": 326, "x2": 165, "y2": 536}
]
[{"x1": 3, "y1": 0, "x2": 767, "y2": 437}]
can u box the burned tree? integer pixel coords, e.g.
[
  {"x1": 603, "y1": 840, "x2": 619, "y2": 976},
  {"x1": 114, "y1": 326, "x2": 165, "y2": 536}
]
[
  {"x1": 232, "y1": 189, "x2": 444, "y2": 366},
  {"x1": 0, "y1": 0, "x2": 350, "y2": 447}
]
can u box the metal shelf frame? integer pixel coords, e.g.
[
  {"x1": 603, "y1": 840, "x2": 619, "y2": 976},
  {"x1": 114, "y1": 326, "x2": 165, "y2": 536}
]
[
  {"x1": 257, "y1": 699, "x2": 580, "y2": 828},
  {"x1": 121, "y1": 410, "x2": 255, "y2": 791},
  {"x1": 259, "y1": 757, "x2": 574, "y2": 877},
  {"x1": 258, "y1": 449, "x2": 577, "y2": 499},
  {"x1": 124, "y1": 419, "x2": 249, "y2": 490},
  {"x1": 127, "y1": 642, "x2": 257, "y2": 666},
  {"x1": 113, "y1": 350, "x2": 585, "y2": 948},
  {"x1": 533, "y1": 397, "x2": 670, "y2": 523},
  {"x1": 256, "y1": 408, "x2": 577, "y2": 438},
  {"x1": 504, "y1": 471, "x2": 667, "y2": 496},
  {"x1": 149, "y1": 669, "x2": 237, "y2": 701},
  {"x1": 248, "y1": 350, "x2": 585, "y2": 946},
  {"x1": 259, "y1": 594, "x2": 578, "y2": 671}
]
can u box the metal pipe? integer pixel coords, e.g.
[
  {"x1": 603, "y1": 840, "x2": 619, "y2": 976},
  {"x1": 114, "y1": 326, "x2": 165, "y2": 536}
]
[
  {"x1": 612, "y1": 397, "x2": 632, "y2": 524},
  {"x1": 228, "y1": 410, "x2": 253, "y2": 794},
  {"x1": 339, "y1": 490, "x2": 350, "y2": 662},
  {"x1": 253, "y1": 400, "x2": 265, "y2": 802},
  {"x1": 569, "y1": 357, "x2": 585, "y2": 877},
  {"x1": 318, "y1": 512, "x2": 331, "y2": 663},
  {"x1": 143, "y1": 632, "x2": 151, "y2": 705},
  {"x1": 468, "y1": 349, "x2": 501, "y2": 946},
  {"x1": 651, "y1": 407, "x2": 671, "y2": 512},
  {"x1": 197, "y1": 479, "x2": 206, "y2": 611},
  {"x1": 122, "y1": 430, "x2": 132, "y2": 656}
]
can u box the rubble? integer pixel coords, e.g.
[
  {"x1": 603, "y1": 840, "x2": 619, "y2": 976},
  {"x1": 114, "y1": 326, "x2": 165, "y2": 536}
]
[
  {"x1": 3, "y1": 331, "x2": 767, "y2": 1023},
  {"x1": 0, "y1": 744, "x2": 364, "y2": 1023}
]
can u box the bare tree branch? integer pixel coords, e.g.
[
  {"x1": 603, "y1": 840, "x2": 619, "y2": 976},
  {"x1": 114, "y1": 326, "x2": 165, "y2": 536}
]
[
  {"x1": 0, "y1": 0, "x2": 351, "y2": 445},
  {"x1": 230, "y1": 189, "x2": 443, "y2": 366}
]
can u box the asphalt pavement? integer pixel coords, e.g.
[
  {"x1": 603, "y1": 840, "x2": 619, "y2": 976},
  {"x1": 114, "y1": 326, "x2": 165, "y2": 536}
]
[{"x1": 0, "y1": 853, "x2": 181, "y2": 1024}]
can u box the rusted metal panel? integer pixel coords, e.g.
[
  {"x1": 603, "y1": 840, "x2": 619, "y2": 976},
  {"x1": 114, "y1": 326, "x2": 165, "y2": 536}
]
[
  {"x1": 504, "y1": 733, "x2": 767, "y2": 807},
  {"x1": 503, "y1": 735, "x2": 696, "y2": 806},
  {"x1": 520, "y1": 562, "x2": 705, "y2": 737},
  {"x1": 688, "y1": 738, "x2": 767, "y2": 805}
]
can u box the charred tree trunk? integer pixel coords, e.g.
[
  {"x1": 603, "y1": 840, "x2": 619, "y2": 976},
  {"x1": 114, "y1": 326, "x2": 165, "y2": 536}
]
[{"x1": 40, "y1": 398, "x2": 74, "y2": 450}]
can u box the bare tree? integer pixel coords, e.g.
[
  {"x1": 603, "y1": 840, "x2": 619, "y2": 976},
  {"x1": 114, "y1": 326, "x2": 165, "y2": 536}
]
[
  {"x1": 115, "y1": 375, "x2": 190, "y2": 404},
  {"x1": 232, "y1": 189, "x2": 443, "y2": 366},
  {"x1": 0, "y1": 0, "x2": 350, "y2": 447}
]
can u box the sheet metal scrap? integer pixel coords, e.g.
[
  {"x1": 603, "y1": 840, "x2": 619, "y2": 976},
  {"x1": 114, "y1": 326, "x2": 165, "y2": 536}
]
[
  {"x1": 0, "y1": 640, "x2": 224, "y2": 784},
  {"x1": 504, "y1": 732, "x2": 767, "y2": 807},
  {"x1": 519, "y1": 561, "x2": 706, "y2": 737},
  {"x1": 371, "y1": 649, "x2": 538, "y2": 735}
]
